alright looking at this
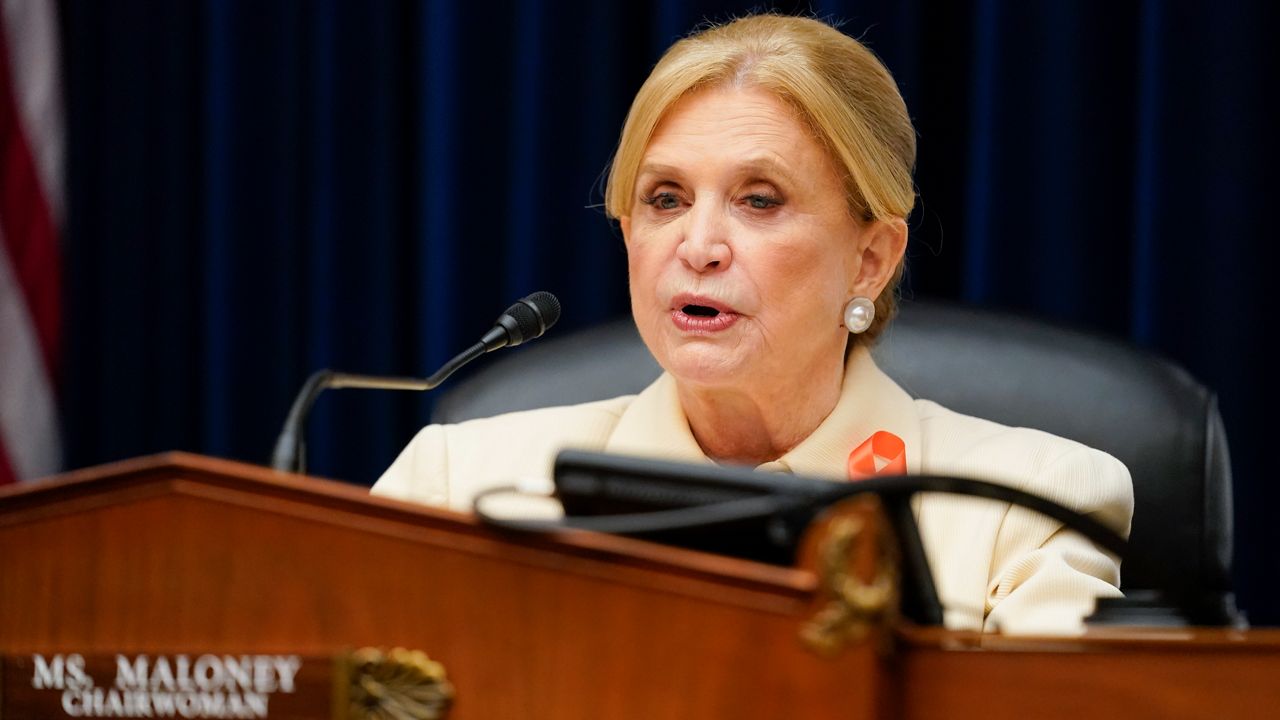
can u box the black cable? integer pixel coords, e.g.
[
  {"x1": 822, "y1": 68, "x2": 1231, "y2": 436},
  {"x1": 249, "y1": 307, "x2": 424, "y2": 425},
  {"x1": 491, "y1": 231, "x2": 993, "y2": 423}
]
[
  {"x1": 474, "y1": 473, "x2": 1128, "y2": 559},
  {"x1": 473, "y1": 485, "x2": 812, "y2": 534}
]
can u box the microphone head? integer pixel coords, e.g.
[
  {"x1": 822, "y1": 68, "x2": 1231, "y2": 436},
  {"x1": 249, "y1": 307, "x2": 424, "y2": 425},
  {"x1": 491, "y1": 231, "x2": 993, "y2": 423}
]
[
  {"x1": 520, "y1": 291, "x2": 561, "y2": 336},
  {"x1": 485, "y1": 291, "x2": 561, "y2": 350}
]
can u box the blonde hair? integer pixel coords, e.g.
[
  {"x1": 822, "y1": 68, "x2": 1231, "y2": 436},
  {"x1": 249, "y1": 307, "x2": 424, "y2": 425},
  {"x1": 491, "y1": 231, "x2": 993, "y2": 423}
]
[{"x1": 604, "y1": 14, "x2": 917, "y2": 340}]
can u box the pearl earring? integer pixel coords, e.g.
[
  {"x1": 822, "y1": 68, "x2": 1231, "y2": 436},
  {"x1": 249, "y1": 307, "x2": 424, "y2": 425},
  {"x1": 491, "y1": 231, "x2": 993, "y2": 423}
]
[{"x1": 843, "y1": 297, "x2": 875, "y2": 334}]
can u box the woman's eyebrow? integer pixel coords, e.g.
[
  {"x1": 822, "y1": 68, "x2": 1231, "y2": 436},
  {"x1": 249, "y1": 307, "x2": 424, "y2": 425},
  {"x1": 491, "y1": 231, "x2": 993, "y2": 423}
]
[
  {"x1": 736, "y1": 155, "x2": 796, "y2": 182},
  {"x1": 635, "y1": 162, "x2": 683, "y2": 180},
  {"x1": 637, "y1": 156, "x2": 796, "y2": 183}
]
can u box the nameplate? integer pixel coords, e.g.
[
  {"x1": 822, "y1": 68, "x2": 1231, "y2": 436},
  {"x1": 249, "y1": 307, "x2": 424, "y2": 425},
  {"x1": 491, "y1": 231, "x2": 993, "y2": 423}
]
[{"x1": 2, "y1": 649, "x2": 453, "y2": 719}]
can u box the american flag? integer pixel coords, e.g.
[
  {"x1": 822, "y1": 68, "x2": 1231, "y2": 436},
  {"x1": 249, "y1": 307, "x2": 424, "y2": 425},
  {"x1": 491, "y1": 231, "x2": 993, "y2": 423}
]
[{"x1": 0, "y1": 0, "x2": 62, "y2": 485}]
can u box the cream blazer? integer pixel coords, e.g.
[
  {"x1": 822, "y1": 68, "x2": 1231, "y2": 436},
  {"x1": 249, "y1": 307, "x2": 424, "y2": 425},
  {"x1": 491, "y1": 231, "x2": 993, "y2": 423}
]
[{"x1": 374, "y1": 345, "x2": 1133, "y2": 634}]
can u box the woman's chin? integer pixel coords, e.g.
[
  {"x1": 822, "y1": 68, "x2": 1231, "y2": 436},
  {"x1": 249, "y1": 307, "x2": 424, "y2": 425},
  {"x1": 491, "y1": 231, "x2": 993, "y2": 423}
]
[{"x1": 660, "y1": 343, "x2": 752, "y2": 389}]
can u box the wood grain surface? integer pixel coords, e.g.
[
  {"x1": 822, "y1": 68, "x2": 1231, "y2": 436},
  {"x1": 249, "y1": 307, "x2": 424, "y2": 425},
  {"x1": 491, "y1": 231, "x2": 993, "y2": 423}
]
[{"x1": 2, "y1": 453, "x2": 1277, "y2": 719}]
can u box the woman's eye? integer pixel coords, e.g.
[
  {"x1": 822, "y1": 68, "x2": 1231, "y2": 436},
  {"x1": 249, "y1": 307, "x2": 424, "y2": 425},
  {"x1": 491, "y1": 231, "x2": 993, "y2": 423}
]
[
  {"x1": 745, "y1": 194, "x2": 781, "y2": 210},
  {"x1": 642, "y1": 191, "x2": 681, "y2": 210}
]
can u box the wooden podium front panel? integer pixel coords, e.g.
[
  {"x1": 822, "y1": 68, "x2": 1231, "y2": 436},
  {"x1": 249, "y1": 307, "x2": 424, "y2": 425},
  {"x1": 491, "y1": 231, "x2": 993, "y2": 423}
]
[
  {"x1": 0, "y1": 454, "x2": 888, "y2": 720},
  {"x1": 897, "y1": 628, "x2": 1280, "y2": 719},
  {"x1": 7, "y1": 454, "x2": 1279, "y2": 720}
]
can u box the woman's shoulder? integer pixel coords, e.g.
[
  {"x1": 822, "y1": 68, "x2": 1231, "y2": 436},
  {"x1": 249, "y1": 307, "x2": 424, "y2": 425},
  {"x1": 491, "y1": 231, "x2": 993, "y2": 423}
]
[
  {"x1": 912, "y1": 398, "x2": 1132, "y2": 521},
  {"x1": 371, "y1": 395, "x2": 636, "y2": 511}
]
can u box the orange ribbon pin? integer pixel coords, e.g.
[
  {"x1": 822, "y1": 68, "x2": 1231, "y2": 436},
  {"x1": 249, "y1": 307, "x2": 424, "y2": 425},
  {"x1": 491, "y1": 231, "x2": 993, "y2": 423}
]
[{"x1": 846, "y1": 431, "x2": 906, "y2": 480}]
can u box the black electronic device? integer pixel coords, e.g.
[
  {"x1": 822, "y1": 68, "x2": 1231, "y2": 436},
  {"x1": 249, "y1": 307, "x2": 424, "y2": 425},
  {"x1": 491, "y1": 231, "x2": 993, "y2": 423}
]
[
  {"x1": 517, "y1": 449, "x2": 1131, "y2": 627},
  {"x1": 546, "y1": 450, "x2": 946, "y2": 626}
]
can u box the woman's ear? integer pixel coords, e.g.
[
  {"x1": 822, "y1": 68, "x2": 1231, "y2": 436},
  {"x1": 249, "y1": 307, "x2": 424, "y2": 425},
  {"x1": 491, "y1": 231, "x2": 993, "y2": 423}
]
[
  {"x1": 619, "y1": 216, "x2": 632, "y2": 247},
  {"x1": 849, "y1": 218, "x2": 907, "y2": 299}
]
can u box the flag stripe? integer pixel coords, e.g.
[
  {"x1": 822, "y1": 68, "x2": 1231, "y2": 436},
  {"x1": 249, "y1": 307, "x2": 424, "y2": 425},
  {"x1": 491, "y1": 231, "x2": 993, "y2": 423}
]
[
  {"x1": 0, "y1": 15, "x2": 59, "y2": 375},
  {"x1": 0, "y1": 229, "x2": 61, "y2": 481},
  {"x1": 0, "y1": 0, "x2": 61, "y2": 484},
  {"x1": 0, "y1": 0, "x2": 63, "y2": 227},
  {"x1": 0, "y1": 424, "x2": 15, "y2": 485}
]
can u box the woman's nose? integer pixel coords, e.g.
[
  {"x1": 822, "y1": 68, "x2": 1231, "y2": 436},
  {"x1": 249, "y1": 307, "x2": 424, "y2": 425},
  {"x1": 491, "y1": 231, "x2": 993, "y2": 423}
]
[{"x1": 675, "y1": 203, "x2": 732, "y2": 272}]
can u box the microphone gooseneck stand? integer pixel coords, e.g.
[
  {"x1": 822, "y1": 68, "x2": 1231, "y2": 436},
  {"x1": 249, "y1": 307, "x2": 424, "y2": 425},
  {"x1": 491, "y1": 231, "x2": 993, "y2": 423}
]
[
  {"x1": 268, "y1": 347, "x2": 484, "y2": 475},
  {"x1": 269, "y1": 292, "x2": 561, "y2": 474},
  {"x1": 472, "y1": 449, "x2": 1244, "y2": 627}
]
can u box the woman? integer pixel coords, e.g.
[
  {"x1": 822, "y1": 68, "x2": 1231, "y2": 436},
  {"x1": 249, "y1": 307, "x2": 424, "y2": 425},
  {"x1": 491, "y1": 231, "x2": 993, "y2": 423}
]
[{"x1": 374, "y1": 15, "x2": 1132, "y2": 634}]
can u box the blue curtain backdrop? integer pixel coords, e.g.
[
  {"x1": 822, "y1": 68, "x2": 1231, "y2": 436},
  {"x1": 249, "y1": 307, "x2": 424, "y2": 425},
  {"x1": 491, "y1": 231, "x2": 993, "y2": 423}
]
[{"x1": 59, "y1": 1, "x2": 1278, "y2": 623}]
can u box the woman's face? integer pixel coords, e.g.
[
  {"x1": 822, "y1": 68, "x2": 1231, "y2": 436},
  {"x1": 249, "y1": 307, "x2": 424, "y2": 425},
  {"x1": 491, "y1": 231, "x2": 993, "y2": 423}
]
[{"x1": 620, "y1": 86, "x2": 873, "y2": 392}]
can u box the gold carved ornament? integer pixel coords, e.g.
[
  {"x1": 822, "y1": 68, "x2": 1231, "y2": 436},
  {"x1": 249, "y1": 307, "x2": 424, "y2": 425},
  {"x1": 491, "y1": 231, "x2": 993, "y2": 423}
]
[
  {"x1": 800, "y1": 499, "x2": 900, "y2": 656},
  {"x1": 336, "y1": 647, "x2": 454, "y2": 720}
]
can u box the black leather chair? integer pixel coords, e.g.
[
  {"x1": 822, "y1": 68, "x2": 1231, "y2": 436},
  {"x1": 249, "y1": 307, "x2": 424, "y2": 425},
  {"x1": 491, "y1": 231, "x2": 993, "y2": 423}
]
[{"x1": 433, "y1": 301, "x2": 1238, "y2": 624}]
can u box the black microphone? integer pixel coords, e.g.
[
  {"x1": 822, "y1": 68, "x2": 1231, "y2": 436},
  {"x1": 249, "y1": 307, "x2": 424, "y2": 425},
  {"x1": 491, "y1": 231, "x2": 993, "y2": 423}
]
[
  {"x1": 269, "y1": 292, "x2": 562, "y2": 474},
  {"x1": 481, "y1": 291, "x2": 562, "y2": 351}
]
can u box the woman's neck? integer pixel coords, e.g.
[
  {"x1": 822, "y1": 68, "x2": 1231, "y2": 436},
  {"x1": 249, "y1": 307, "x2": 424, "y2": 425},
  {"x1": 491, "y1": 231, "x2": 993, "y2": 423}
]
[{"x1": 676, "y1": 354, "x2": 846, "y2": 466}]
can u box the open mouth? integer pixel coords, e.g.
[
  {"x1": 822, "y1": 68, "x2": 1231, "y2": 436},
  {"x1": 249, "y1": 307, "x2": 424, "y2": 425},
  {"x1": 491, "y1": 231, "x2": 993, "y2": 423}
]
[
  {"x1": 682, "y1": 304, "x2": 721, "y2": 317},
  {"x1": 670, "y1": 296, "x2": 739, "y2": 333}
]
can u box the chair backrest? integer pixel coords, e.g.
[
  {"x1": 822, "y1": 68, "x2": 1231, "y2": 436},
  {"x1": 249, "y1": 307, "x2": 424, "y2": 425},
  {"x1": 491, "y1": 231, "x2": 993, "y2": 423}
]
[{"x1": 432, "y1": 301, "x2": 1235, "y2": 621}]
